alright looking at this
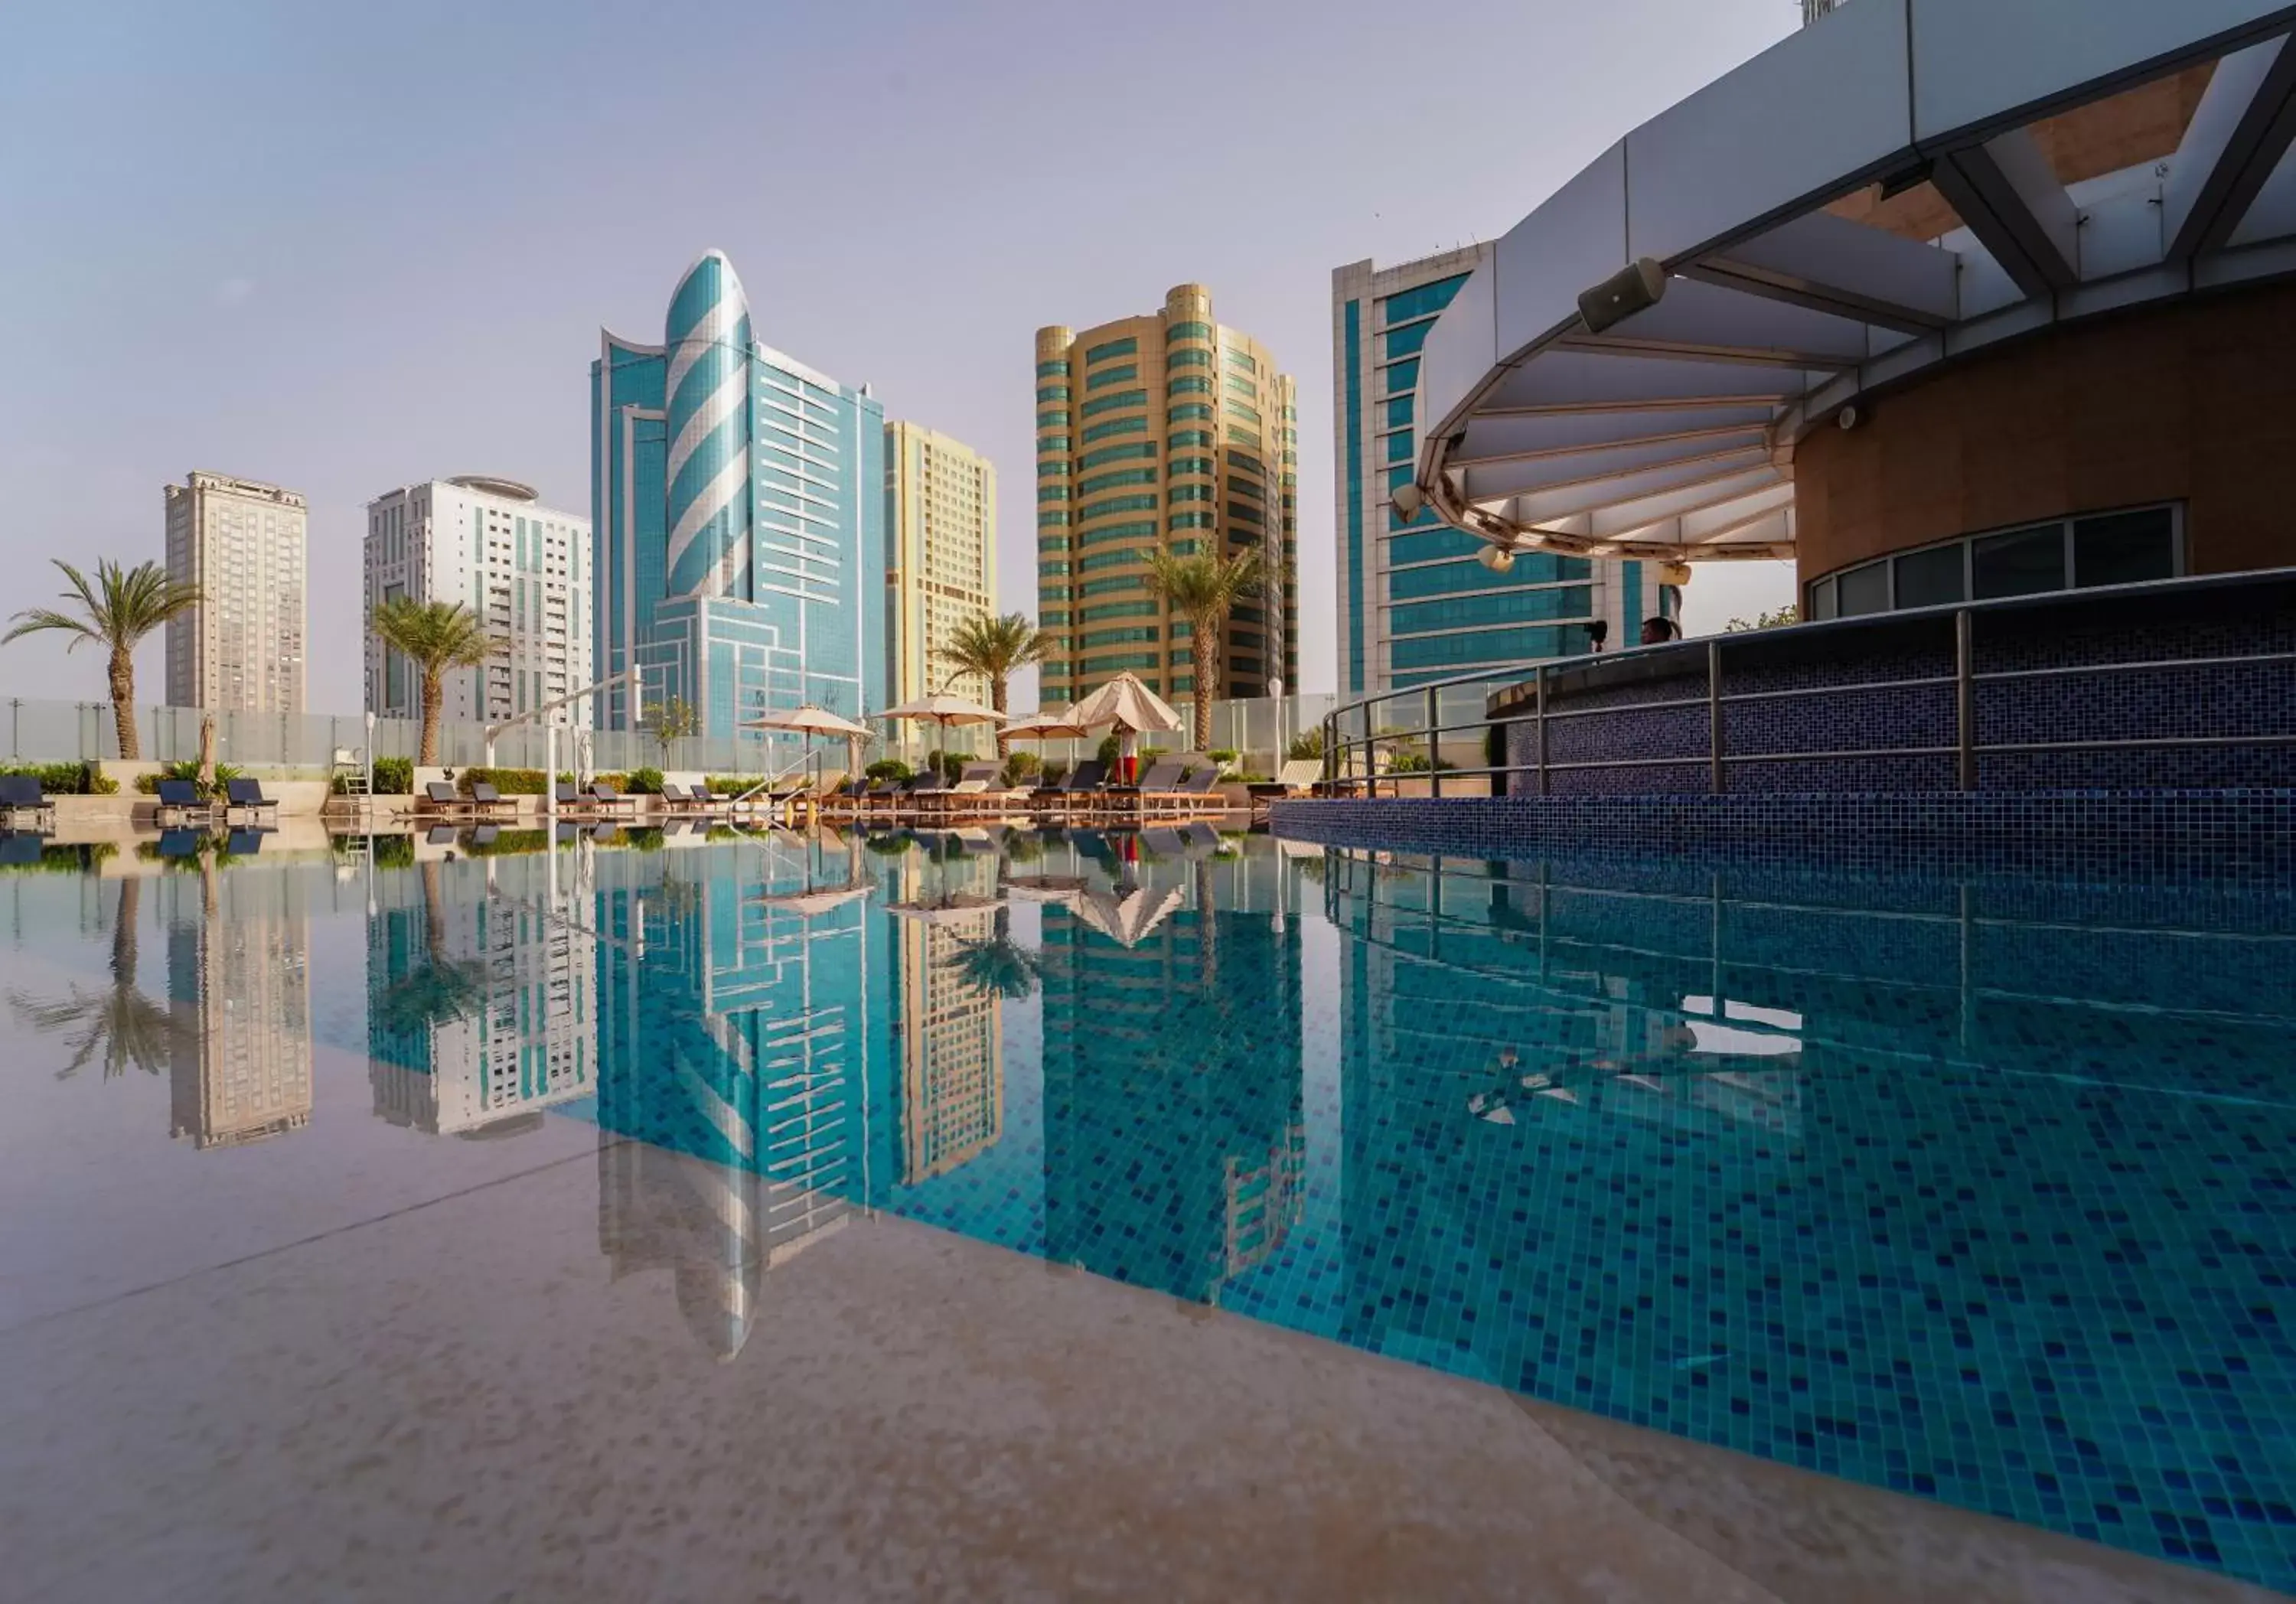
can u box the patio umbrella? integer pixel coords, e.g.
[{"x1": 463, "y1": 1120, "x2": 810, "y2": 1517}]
[
  {"x1": 743, "y1": 703, "x2": 874, "y2": 783},
  {"x1": 1003, "y1": 707, "x2": 1094, "y2": 781},
  {"x1": 885, "y1": 891, "x2": 1007, "y2": 926},
  {"x1": 197, "y1": 713, "x2": 217, "y2": 795},
  {"x1": 1067, "y1": 673, "x2": 1182, "y2": 782},
  {"x1": 1072, "y1": 882, "x2": 1184, "y2": 947},
  {"x1": 881, "y1": 692, "x2": 1006, "y2": 771}
]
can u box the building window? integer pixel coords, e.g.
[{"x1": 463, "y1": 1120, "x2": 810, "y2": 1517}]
[
  {"x1": 1383, "y1": 321, "x2": 1432, "y2": 360},
  {"x1": 1035, "y1": 360, "x2": 1070, "y2": 378},
  {"x1": 1171, "y1": 404, "x2": 1214, "y2": 423},
  {"x1": 1040, "y1": 434, "x2": 1071, "y2": 452},
  {"x1": 1168, "y1": 348, "x2": 1212, "y2": 369},
  {"x1": 1078, "y1": 494, "x2": 1158, "y2": 521},
  {"x1": 1084, "y1": 336, "x2": 1139, "y2": 365},
  {"x1": 1170, "y1": 375, "x2": 1212, "y2": 396},
  {"x1": 1036, "y1": 384, "x2": 1070, "y2": 403},
  {"x1": 1080, "y1": 440, "x2": 1156, "y2": 469},
  {"x1": 1383, "y1": 357, "x2": 1420, "y2": 396},
  {"x1": 1087, "y1": 364, "x2": 1138, "y2": 390},
  {"x1": 1078, "y1": 468, "x2": 1156, "y2": 495},
  {"x1": 1038, "y1": 484, "x2": 1070, "y2": 503},
  {"x1": 1378, "y1": 273, "x2": 1470, "y2": 326},
  {"x1": 1807, "y1": 505, "x2": 2182, "y2": 619},
  {"x1": 1223, "y1": 347, "x2": 1257, "y2": 373},
  {"x1": 1165, "y1": 321, "x2": 1211, "y2": 344},
  {"x1": 1083, "y1": 416, "x2": 1148, "y2": 443},
  {"x1": 1081, "y1": 390, "x2": 1146, "y2": 419},
  {"x1": 1169, "y1": 429, "x2": 1214, "y2": 449},
  {"x1": 1039, "y1": 409, "x2": 1069, "y2": 427}
]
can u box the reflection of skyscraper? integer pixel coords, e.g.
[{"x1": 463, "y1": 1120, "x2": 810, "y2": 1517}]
[
  {"x1": 894, "y1": 908, "x2": 1004, "y2": 1185},
  {"x1": 1039, "y1": 849, "x2": 1303, "y2": 1302},
  {"x1": 164, "y1": 866, "x2": 312, "y2": 1149},
  {"x1": 590, "y1": 840, "x2": 878, "y2": 1358},
  {"x1": 366, "y1": 857, "x2": 597, "y2": 1138}
]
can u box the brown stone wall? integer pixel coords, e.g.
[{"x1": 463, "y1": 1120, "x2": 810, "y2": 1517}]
[{"x1": 1796, "y1": 280, "x2": 2296, "y2": 584}]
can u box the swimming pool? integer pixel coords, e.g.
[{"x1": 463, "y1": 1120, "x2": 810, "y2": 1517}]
[{"x1": 1, "y1": 825, "x2": 2289, "y2": 1592}]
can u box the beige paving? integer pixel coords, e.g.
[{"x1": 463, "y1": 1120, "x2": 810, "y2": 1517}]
[{"x1": 0, "y1": 1144, "x2": 2278, "y2": 1604}]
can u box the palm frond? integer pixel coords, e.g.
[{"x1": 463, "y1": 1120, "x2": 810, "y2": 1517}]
[
  {"x1": 4, "y1": 558, "x2": 199, "y2": 652},
  {"x1": 370, "y1": 597, "x2": 496, "y2": 672}
]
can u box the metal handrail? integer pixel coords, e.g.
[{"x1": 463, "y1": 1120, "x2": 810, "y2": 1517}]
[{"x1": 1318, "y1": 566, "x2": 2296, "y2": 799}]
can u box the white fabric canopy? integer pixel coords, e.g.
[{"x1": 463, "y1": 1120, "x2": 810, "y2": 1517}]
[{"x1": 1067, "y1": 673, "x2": 1182, "y2": 735}]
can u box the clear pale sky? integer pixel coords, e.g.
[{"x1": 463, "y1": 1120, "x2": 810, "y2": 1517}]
[{"x1": 0, "y1": 0, "x2": 1801, "y2": 715}]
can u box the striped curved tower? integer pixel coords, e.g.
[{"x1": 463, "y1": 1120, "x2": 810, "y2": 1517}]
[
  {"x1": 663, "y1": 250, "x2": 753, "y2": 599},
  {"x1": 592, "y1": 250, "x2": 889, "y2": 739}
]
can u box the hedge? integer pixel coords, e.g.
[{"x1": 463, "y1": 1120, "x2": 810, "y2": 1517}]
[
  {"x1": 0, "y1": 761, "x2": 118, "y2": 796},
  {"x1": 457, "y1": 767, "x2": 548, "y2": 796}
]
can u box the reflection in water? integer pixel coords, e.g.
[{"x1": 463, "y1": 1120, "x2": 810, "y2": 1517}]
[
  {"x1": 9, "y1": 877, "x2": 171, "y2": 1081},
  {"x1": 29, "y1": 826, "x2": 2279, "y2": 1584},
  {"x1": 163, "y1": 865, "x2": 312, "y2": 1149}
]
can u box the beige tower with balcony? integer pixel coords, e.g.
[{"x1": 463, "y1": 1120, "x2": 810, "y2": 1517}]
[
  {"x1": 885, "y1": 422, "x2": 998, "y2": 705},
  {"x1": 1035, "y1": 285, "x2": 1297, "y2": 708}
]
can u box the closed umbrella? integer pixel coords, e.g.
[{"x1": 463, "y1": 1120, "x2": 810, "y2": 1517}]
[{"x1": 1067, "y1": 673, "x2": 1182, "y2": 784}]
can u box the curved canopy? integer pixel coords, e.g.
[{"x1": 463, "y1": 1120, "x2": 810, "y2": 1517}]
[
  {"x1": 1413, "y1": 0, "x2": 2296, "y2": 562},
  {"x1": 1067, "y1": 673, "x2": 1182, "y2": 735}
]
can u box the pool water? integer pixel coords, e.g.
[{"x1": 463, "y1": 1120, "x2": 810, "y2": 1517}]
[{"x1": 2, "y1": 825, "x2": 2290, "y2": 1590}]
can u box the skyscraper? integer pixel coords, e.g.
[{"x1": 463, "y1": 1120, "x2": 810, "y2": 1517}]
[
  {"x1": 884, "y1": 421, "x2": 997, "y2": 706},
  {"x1": 162, "y1": 471, "x2": 306, "y2": 713},
  {"x1": 591, "y1": 250, "x2": 885, "y2": 741},
  {"x1": 1035, "y1": 284, "x2": 1298, "y2": 709},
  {"x1": 1332, "y1": 251, "x2": 1674, "y2": 697},
  {"x1": 363, "y1": 476, "x2": 593, "y2": 726},
  {"x1": 164, "y1": 865, "x2": 312, "y2": 1149}
]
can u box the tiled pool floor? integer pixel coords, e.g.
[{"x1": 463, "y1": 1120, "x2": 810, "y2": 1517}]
[{"x1": 0, "y1": 827, "x2": 2288, "y2": 1599}]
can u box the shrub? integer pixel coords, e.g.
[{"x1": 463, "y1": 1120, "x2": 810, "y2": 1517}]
[
  {"x1": 373, "y1": 834, "x2": 416, "y2": 869},
  {"x1": 464, "y1": 828, "x2": 550, "y2": 858},
  {"x1": 373, "y1": 756, "x2": 413, "y2": 794},
  {"x1": 706, "y1": 775, "x2": 764, "y2": 797},
  {"x1": 1387, "y1": 751, "x2": 1432, "y2": 774},
  {"x1": 135, "y1": 760, "x2": 242, "y2": 800},
  {"x1": 1, "y1": 842, "x2": 115, "y2": 873},
  {"x1": 1208, "y1": 748, "x2": 1238, "y2": 765},
  {"x1": 1285, "y1": 729, "x2": 1325, "y2": 762},
  {"x1": 1096, "y1": 732, "x2": 1122, "y2": 769},
  {"x1": 626, "y1": 766, "x2": 665, "y2": 795},
  {"x1": 592, "y1": 772, "x2": 629, "y2": 793},
  {"x1": 1040, "y1": 759, "x2": 1069, "y2": 786},
  {"x1": 865, "y1": 758, "x2": 912, "y2": 783},
  {"x1": 1, "y1": 761, "x2": 113, "y2": 796},
  {"x1": 1237, "y1": 771, "x2": 1273, "y2": 784},
  {"x1": 1000, "y1": 751, "x2": 1042, "y2": 789},
  {"x1": 457, "y1": 767, "x2": 546, "y2": 796}
]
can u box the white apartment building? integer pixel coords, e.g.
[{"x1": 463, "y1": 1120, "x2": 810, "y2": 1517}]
[
  {"x1": 164, "y1": 471, "x2": 308, "y2": 712},
  {"x1": 363, "y1": 475, "x2": 592, "y2": 726}
]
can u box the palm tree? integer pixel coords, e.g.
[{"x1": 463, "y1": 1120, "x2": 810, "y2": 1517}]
[
  {"x1": 934, "y1": 612, "x2": 1052, "y2": 755},
  {"x1": 370, "y1": 598, "x2": 494, "y2": 765},
  {"x1": 4, "y1": 559, "x2": 201, "y2": 760},
  {"x1": 952, "y1": 906, "x2": 1042, "y2": 1001},
  {"x1": 1143, "y1": 548, "x2": 1268, "y2": 749},
  {"x1": 373, "y1": 861, "x2": 487, "y2": 1037},
  {"x1": 8, "y1": 879, "x2": 170, "y2": 1078}
]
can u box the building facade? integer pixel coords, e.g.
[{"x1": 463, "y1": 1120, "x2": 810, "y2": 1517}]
[
  {"x1": 362, "y1": 477, "x2": 593, "y2": 727},
  {"x1": 162, "y1": 471, "x2": 307, "y2": 713},
  {"x1": 164, "y1": 866, "x2": 312, "y2": 1150},
  {"x1": 1035, "y1": 284, "x2": 1298, "y2": 709},
  {"x1": 592, "y1": 250, "x2": 885, "y2": 741},
  {"x1": 884, "y1": 422, "x2": 996, "y2": 705},
  {"x1": 1332, "y1": 251, "x2": 1668, "y2": 698}
]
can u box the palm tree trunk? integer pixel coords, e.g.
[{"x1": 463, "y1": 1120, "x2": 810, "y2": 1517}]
[
  {"x1": 419, "y1": 668, "x2": 443, "y2": 766},
  {"x1": 1192, "y1": 620, "x2": 1216, "y2": 749},
  {"x1": 991, "y1": 673, "x2": 1009, "y2": 757},
  {"x1": 112, "y1": 877, "x2": 141, "y2": 990},
  {"x1": 108, "y1": 646, "x2": 139, "y2": 761}
]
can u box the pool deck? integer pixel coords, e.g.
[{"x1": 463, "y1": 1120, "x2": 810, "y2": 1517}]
[{"x1": 0, "y1": 1095, "x2": 2275, "y2": 1604}]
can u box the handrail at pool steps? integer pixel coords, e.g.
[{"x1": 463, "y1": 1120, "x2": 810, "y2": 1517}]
[{"x1": 1318, "y1": 566, "x2": 2296, "y2": 798}]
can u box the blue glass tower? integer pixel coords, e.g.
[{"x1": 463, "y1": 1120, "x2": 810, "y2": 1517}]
[{"x1": 591, "y1": 250, "x2": 886, "y2": 739}]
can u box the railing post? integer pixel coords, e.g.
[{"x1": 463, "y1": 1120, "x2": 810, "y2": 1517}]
[
  {"x1": 1955, "y1": 608, "x2": 1975, "y2": 791},
  {"x1": 1535, "y1": 665, "x2": 1549, "y2": 797},
  {"x1": 1707, "y1": 637, "x2": 1725, "y2": 795},
  {"x1": 1426, "y1": 686, "x2": 1441, "y2": 799}
]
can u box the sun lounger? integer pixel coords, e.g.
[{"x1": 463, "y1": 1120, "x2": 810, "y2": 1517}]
[
  {"x1": 468, "y1": 781, "x2": 517, "y2": 820},
  {"x1": 419, "y1": 781, "x2": 475, "y2": 820},
  {"x1": 926, "y1": 761, "x2": 1004, "y2": 820},
  {"x1": 0, "y1": 774, "x2": 57, "y2": 833},
  {"x1": 222, "y1": 778, "x2": 279, "y2": 825},
  {"x1": 586, "y1": 782, "x2": 638, "y2": 817},
  {"x1": 1096, "y1": 759, "x2": 1189, "y2": 820},
  {"x1": 1029, "y1": 759, "x2": 1106, "y2": 817},
  {"x1": 152, "y1": 778, "x2": 214, "y2": 828},
  {"x1": 157, "y1": 828, "x2": 204, "y2": 860},
  {"x1": 223, "y1": 828, "x2": 268, "y2": 855},
  {"x1": 1248, "y1": 759, "x2": 1325, "y2": 808}
]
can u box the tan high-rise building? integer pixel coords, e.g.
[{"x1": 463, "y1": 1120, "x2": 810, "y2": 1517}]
[
  {"x1": 1035, "y1": 284, "x2": 1297, "y2": 708},
  {"x1": 164, "y1": 866, "x2": 312, "y2": 1150},
  {"x1": 885, "y1": 422, "x2": 997, "y2": 705},
  {"x1": 896, "y1": 910, "x2": 1004, "y2": 1185},
  {"x1": 163, "y1": 471, "x2": 307, "y2": 712}
]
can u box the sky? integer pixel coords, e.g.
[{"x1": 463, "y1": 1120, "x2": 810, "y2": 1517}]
[{"x1": 0, "y1": 0, "x2": 1802, "y2": 716}]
